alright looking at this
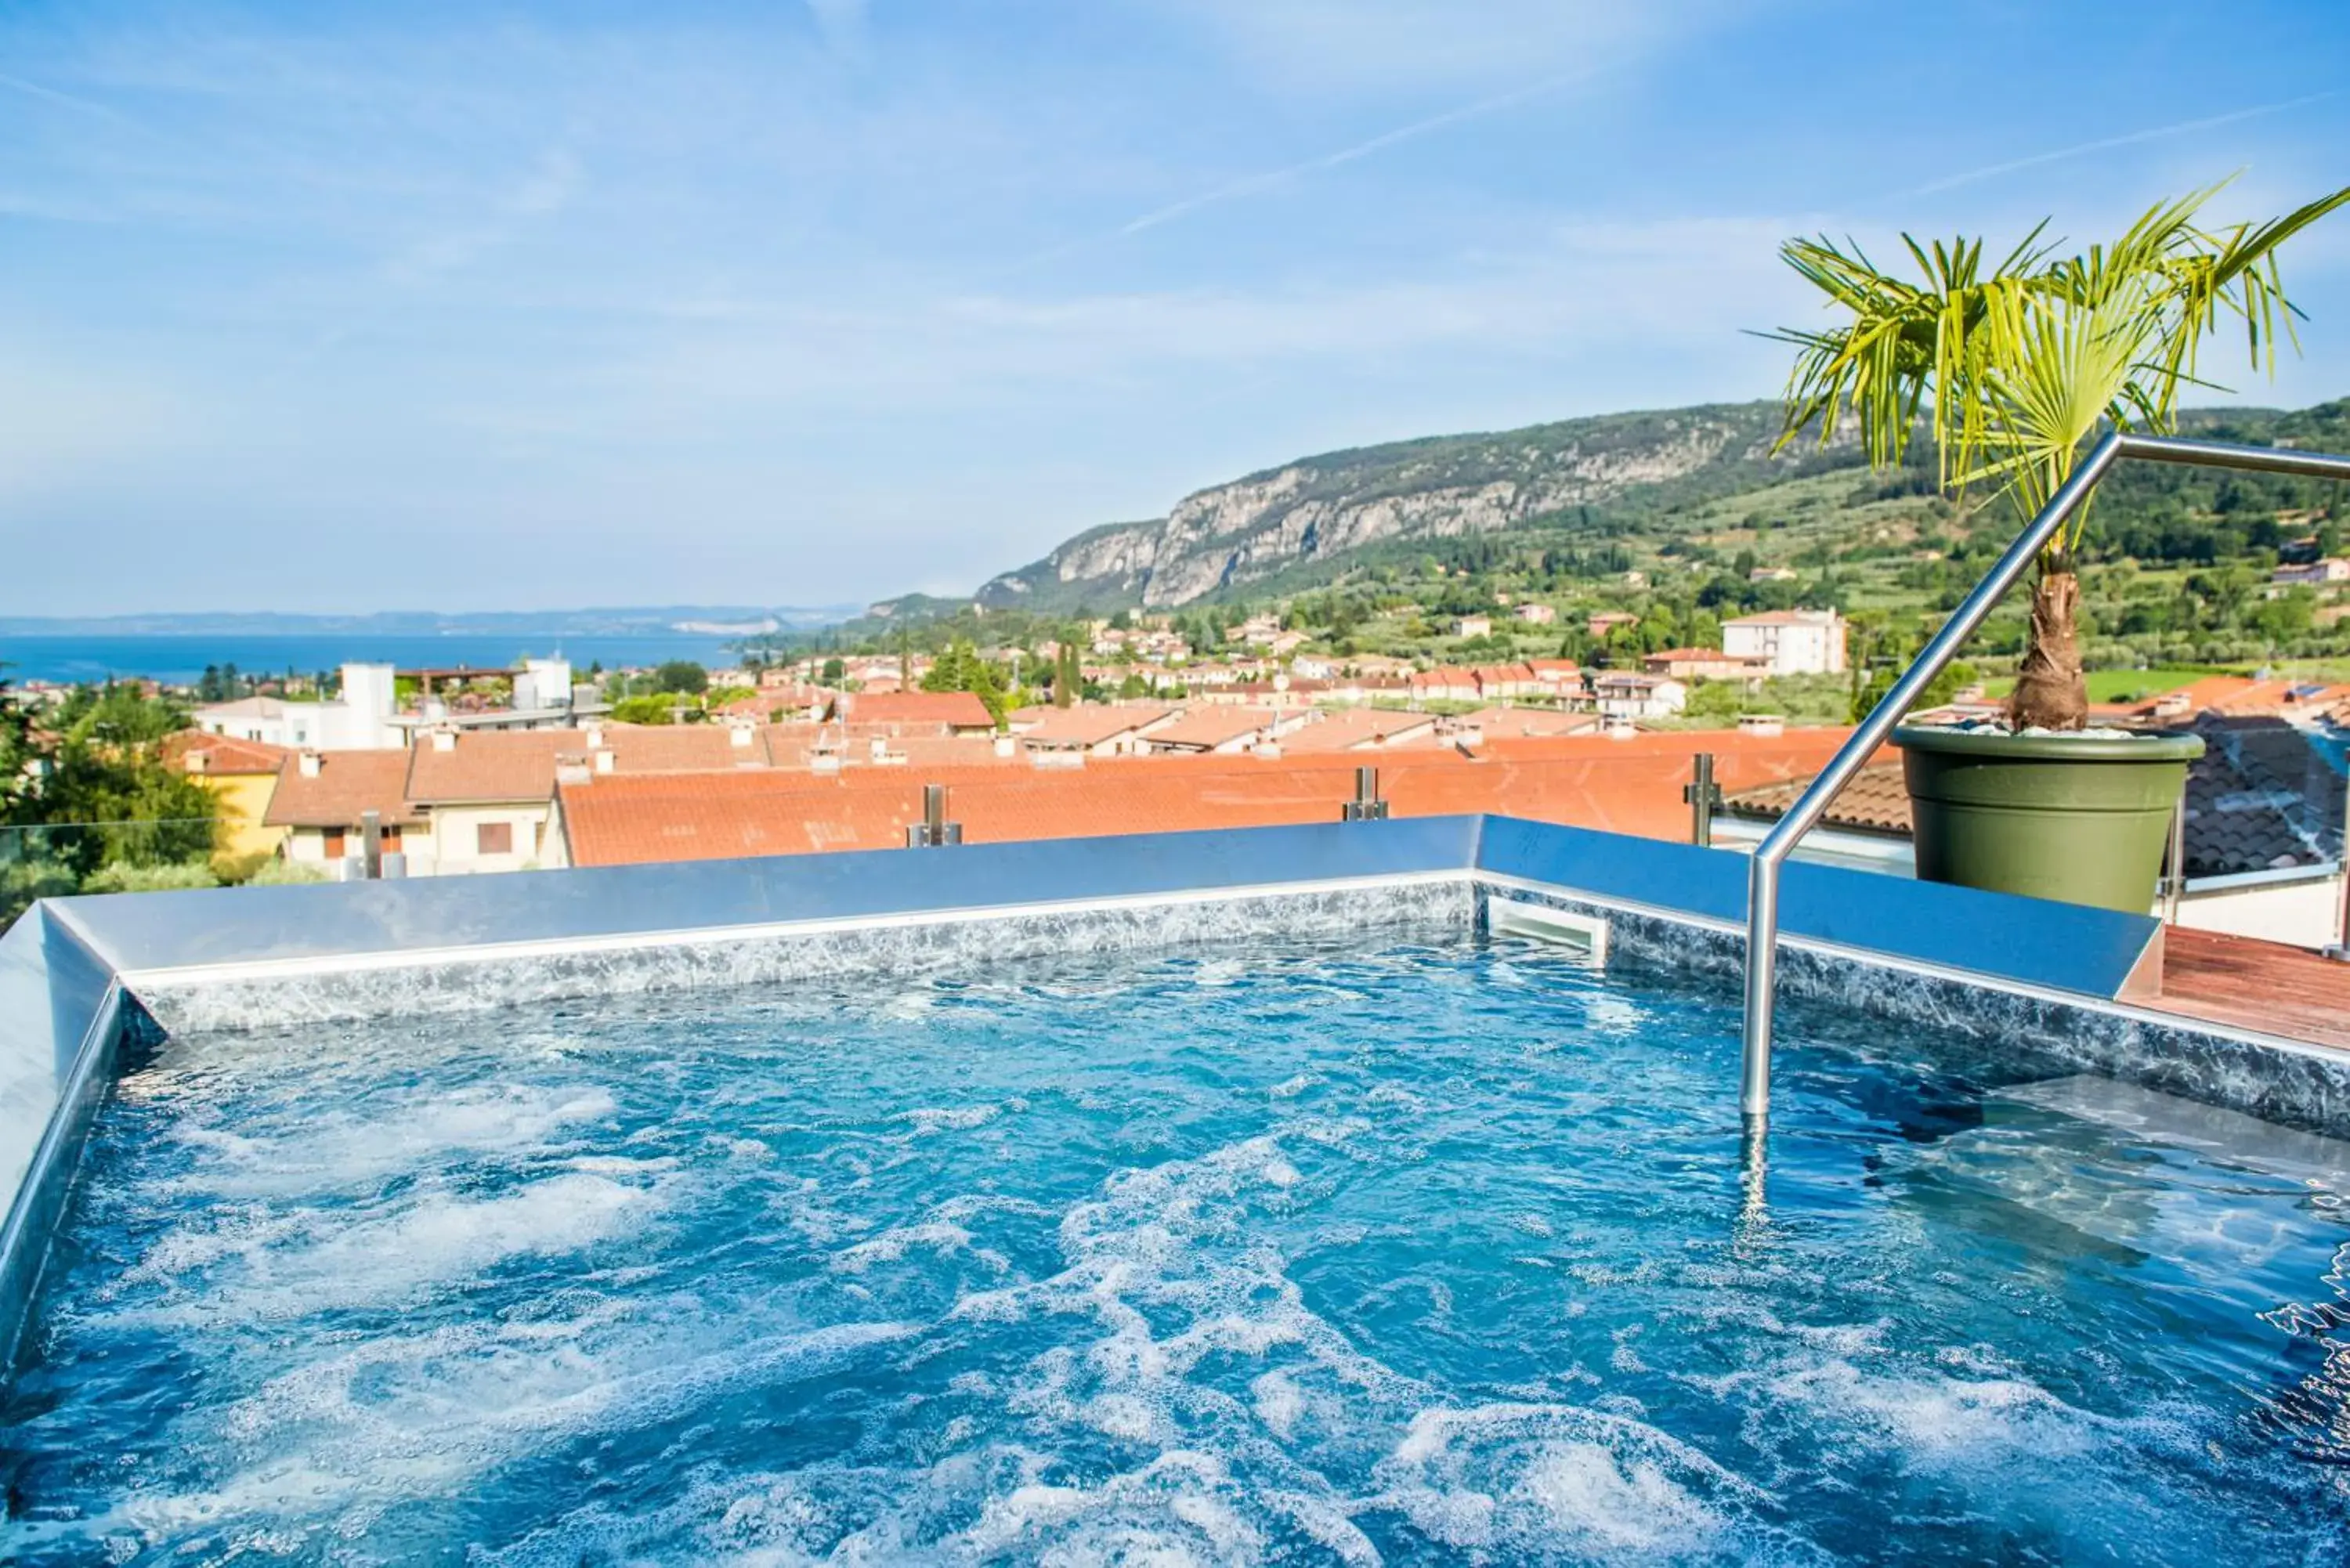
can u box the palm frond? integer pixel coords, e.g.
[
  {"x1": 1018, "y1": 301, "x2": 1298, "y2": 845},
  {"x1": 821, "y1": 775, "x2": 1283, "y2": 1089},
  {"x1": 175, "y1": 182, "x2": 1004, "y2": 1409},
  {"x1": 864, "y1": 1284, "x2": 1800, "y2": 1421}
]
[{"x1": 1765, "y1": 179, "x2": 2350, "y2": 563}]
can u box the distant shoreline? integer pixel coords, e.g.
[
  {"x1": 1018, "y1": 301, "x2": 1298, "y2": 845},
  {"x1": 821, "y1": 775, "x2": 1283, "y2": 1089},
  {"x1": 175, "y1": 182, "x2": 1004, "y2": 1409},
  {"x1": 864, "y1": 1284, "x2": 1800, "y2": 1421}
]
[{"x1": 0, "y1": 632, "x2": 754, "y2": 686}]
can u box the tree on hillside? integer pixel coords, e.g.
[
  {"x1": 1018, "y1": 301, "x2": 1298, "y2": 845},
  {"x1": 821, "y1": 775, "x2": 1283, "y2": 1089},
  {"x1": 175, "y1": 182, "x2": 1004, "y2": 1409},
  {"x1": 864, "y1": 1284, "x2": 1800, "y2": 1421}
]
[
  {"x1": 922, "y1": 641, "x2": 1010, "y2": 724},
  {"x1": 651, "y1": 660, "x2": 709, "y2": 695}
]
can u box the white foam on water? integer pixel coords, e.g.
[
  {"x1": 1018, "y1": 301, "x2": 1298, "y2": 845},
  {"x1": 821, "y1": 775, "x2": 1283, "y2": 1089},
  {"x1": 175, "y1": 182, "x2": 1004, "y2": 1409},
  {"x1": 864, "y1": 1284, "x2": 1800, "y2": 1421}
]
[
  {"x1": 896, "y1": 1104, "x2": 1003, "y2": 1136},
  {"x1": 81, "y1": 1314, "x2": 920, "y2": 1559},
  {"x1": 108, "y1": 1171, "x2": 660, "y2": 1325},
  {"x1": 1250, "y1": 1371, "x2": 1304, "y2": 1441},
  {"x1": 1371, "y1": 1402, "x2": 1785, "y2": 1562},
  {"x1": 945, "y1": 1450, "x2": 1266, "y2": 1565},
  {"x1": 830, "y1": 1219, "x2": 985, "y2": 1274},
  {"x1": 157, "y1": 1082, "x2": 623, "y2": 1198}
]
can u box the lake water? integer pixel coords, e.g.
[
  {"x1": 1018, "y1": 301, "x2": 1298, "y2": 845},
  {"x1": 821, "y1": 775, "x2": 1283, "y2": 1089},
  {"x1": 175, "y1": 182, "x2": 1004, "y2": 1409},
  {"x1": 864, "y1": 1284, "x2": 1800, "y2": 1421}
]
[{"x1": 0, "y1": 634, "x2": 746, "y2": 686}]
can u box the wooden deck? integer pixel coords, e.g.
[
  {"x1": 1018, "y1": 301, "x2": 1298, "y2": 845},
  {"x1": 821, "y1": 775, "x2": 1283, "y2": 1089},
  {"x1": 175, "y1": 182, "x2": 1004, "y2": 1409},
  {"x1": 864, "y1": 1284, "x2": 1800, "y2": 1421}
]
[{"x1": 2153, "y1": 926, "x2": 2350, "y2": 1050}]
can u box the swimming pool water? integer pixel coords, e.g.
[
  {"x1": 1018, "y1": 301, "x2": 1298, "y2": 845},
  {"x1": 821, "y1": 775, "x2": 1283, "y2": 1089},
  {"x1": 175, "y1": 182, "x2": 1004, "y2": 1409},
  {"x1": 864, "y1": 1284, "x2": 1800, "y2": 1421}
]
[{"x1": 5, "y1": 934, "x2": 2350, "y2": 1563}]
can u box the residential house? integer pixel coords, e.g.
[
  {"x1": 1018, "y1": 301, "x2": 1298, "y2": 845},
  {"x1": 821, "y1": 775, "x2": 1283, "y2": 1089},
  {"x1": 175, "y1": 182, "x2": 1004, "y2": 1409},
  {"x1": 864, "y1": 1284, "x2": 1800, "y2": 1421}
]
[
  {"x1": 1643, "y1": 648, "x2": 1771, "y2": 685},
  {"x1": 1586, "y1": 610, "x2": 1640, "y2": 639},
  {"x1": 1147, "y1": 708, "x2": 1303, "y2": 755},
  {"x1": 403, "y1": 729, "x2": 568, "y2": 873},
  {"x1": 1452, "y1": 615, "x2": 1492, "y2": 638},
  {"x1": 1748, "y1": 565, "x2": 1799, "y2": 583},
  {"x1": 1512, "y1": 603, "x2": 1556, "y2": 625},
  {"x1": 1470, "y1": 663, "x2": 1538, "y2": 701},
  {"x1": 265, "y1": 750, "x2": 427, "y2": 873},
  {"x1": 1007, "y1": 705, "x2": 1179, "y2": 756},
  {"x1": 1526, "y1": 658, "x2": 1583, "y2": 693},
  {"x1": 163, "y1": 733, "x2": 291, "y2": 860},
  {"x1": 1723, "y1": 609, "x2": 1849, "y2": 675},
  {"x1": 1592, "y1": 672, "x2": 1688, "y2": 721},
  {"x1": 1408, "y1": 667, "x2": 1481, "y2": 704},
  {"x1": 2272, "y1": 558, "x2": 2350, "y2": 586},
  {"x1": 826, "y1": 690, "x2": 998, "y2": 734}
]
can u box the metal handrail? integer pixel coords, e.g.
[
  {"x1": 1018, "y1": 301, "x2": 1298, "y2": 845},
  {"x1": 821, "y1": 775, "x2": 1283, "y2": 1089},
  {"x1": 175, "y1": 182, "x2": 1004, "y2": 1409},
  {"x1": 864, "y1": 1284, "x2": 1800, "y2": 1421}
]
[{"x1": 1740, "y1": 431, "x2": 2350, "y2": 1129}]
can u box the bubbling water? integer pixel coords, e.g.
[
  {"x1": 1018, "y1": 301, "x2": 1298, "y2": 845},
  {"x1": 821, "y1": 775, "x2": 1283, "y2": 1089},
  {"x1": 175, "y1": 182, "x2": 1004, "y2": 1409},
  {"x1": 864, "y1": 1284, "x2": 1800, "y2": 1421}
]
[{"x1": 5, "y1": 935, "x2": 2349, "y2": 1564}]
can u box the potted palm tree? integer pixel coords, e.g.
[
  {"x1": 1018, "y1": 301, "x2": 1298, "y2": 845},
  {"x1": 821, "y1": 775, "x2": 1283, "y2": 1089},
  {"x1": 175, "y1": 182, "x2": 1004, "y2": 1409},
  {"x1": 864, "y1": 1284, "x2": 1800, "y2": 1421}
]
[{"x1": 1771, "y1": 180, "x2": 2350, "y2": 912}]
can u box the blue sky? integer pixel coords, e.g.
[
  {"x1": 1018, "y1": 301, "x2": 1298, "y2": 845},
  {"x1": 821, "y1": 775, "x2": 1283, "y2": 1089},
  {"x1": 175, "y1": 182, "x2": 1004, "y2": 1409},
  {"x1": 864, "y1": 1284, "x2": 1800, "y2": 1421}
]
[{"x1": 3, "y1": 0, "x2": 2347, "y2": 616}]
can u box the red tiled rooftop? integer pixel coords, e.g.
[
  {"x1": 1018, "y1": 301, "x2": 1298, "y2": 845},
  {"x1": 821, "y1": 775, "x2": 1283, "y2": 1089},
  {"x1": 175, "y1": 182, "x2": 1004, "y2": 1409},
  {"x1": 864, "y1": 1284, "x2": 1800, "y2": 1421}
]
[
  {"x1": 263, "y1": 751, "x2": 423, "y2": 827},
  {"x1": 1462, "y1": 707, "x2": 1599, "y2": 740},
  {"x1": 828, "y1": 691, "x2": 996, "y2": 730},
  {"x1": 1010, "y1": 705, "x2": 1176, "y2": 748},
  {"x1": 1147, "y1": 709, "x2": 1283, "y2": 750},
  {"x1": 164, "y1": 731, "x2": 291, "y2": 775},
  {"x1": 1274, "y1": 709, "x2": 1444, "y2": 753},
  {"x1": 561, "y1": 728, "x2": 1857, "y2": 866},
  {"x1": 1722, "y1": 759, "x2": 1912, "y2": 836}
]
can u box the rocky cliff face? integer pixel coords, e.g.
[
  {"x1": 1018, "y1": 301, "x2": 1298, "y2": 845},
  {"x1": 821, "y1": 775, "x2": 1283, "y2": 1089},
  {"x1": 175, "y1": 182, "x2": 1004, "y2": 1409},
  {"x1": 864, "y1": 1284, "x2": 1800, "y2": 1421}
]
[{"x1": 967, "y1": 401, "x2": 1828, "y2": 610}]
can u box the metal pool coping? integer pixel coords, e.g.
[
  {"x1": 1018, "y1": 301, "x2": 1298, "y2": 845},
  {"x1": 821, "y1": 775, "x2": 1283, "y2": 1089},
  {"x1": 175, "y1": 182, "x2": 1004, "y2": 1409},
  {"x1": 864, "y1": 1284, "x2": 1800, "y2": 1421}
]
[{"x1": 0, "y1": 812, "x2": 2322, "y2": 1374}]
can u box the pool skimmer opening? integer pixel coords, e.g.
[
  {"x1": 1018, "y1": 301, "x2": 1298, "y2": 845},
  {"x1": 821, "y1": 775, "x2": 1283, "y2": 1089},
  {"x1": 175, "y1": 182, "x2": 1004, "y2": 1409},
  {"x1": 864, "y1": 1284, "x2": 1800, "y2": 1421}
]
[{"x1": 1487, "y1": 897, "x2": 1610, "y2": 963}]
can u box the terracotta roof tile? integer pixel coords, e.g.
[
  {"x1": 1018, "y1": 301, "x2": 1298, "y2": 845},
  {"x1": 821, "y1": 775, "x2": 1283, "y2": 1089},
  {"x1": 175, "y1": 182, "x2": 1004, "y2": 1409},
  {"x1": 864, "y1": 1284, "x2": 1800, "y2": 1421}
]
[
  {"x1": 562, "y1": 729, "x2": 1860, "y2": 865},
  {"x1": 1011, "y1": 705, "x2": 1176, "y2": 748},
  {"x1": 264, "y1": 751, "x2": 423, "y2": 828},
  {"x1": 1461, "y1": 707, "x2": 1599, "y2": 739},
  {"x1": 164, "y1": 731, "x2": 292, "y2": 775},
  {"x1": 1148, "y1": 708, "x2": 1282, "y2": 750},
  {"x1": 1723, "y1": 761, "x2": 1912, "y2": 835},
  {"x1": 1273, "y1": 709, "x2": 1444, "y2": 753},
  {"x1": 829, "y1": 691, "x2": 996, "y2": 730}
]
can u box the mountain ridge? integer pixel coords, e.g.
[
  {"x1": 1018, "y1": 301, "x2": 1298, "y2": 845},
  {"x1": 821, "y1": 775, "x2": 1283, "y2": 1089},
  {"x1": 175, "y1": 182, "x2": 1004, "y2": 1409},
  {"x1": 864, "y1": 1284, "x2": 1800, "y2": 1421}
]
[{"x1": 868, "y1": 396, "x2": 2348, "y2": 622}]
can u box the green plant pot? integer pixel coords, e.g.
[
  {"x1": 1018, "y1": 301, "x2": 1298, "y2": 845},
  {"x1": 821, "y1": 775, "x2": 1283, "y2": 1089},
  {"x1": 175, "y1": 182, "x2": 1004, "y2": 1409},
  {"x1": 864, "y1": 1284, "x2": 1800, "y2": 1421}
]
[{"x1": 1893, "y1": 725, "x2": 2204, "y2": 913}]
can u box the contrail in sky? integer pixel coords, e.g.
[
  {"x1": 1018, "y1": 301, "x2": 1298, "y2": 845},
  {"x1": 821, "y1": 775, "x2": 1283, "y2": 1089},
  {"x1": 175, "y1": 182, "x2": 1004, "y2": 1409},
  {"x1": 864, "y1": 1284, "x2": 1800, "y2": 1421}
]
[
  {"x1": 1115, "y1": 64, "x2": 1607, "y2": 238},
  {"x1": 0, "y1": 70, "x2": 132, "y2": 124},
  {"x1": 1013, "y1": 61, "x2": 1609, "y2": 270},
  {"x1": 1896, "y1": 91, "x2": 2335, "y2": 200}
]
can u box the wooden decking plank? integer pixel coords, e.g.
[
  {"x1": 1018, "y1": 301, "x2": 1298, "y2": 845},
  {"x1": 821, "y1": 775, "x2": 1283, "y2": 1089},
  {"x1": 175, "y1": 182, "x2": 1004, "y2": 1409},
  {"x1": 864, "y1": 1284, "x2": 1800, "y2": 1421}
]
[{"x1": 2153, "y1": 927, "x2": 2350, "y2": 1050}]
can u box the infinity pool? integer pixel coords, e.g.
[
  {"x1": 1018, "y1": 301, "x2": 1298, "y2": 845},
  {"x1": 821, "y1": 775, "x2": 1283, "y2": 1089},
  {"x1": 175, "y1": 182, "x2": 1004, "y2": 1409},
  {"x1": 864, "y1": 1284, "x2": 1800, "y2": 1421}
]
[{"x1": 5, "y1": 933, "x2": 2349, "y2": 1563}]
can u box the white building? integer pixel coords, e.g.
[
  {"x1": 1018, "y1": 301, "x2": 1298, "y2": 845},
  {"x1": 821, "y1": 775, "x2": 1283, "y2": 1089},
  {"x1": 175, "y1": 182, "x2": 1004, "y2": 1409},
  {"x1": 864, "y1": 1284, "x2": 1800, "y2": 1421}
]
[
  {"x1": 193, "y1": 663, "x2": 403, "y2": 750},
  {"x1": 1591, "y1": 673, "x2": 1687, "y2": 720},
  {"x1": 1723, "y1": 609, "x2": 1849, "y2": 676}
]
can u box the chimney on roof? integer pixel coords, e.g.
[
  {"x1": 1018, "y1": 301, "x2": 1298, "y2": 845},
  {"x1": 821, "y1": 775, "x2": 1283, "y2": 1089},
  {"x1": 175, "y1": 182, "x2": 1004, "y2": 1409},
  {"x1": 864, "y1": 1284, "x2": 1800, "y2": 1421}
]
[
  {"x1": 993, "y1": 734, "x2": 1016, "y2": 757},
  {"x1": 594, "y1": 748, "x2": 615, "y2": 775},
  {"x1": 431, "y1": 729, "x2": 457, "y2": 753},
  {"x1": 583, "y1": 722, "x2": 604, "y2": 749},
  {"x1": 728, "y1": 723, "x2": 754, "y2": 749},
  {"x1": 298, "y1": 751, "x2": 322, "y2": 779}
]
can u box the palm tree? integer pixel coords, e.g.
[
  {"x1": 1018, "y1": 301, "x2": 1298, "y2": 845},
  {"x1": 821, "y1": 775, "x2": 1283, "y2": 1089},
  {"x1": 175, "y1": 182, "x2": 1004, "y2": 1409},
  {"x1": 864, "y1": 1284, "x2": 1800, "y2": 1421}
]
[{"x1": 1769, "y1": 179, "x2": 2350, "y2": 730}]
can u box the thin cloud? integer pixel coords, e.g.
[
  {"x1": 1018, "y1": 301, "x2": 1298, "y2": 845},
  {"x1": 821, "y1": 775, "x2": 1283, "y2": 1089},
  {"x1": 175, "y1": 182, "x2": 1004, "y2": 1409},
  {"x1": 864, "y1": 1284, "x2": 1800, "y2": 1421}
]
[{"x1": 1895, "y1": 92, "x2": 2336, "y2": 200}]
